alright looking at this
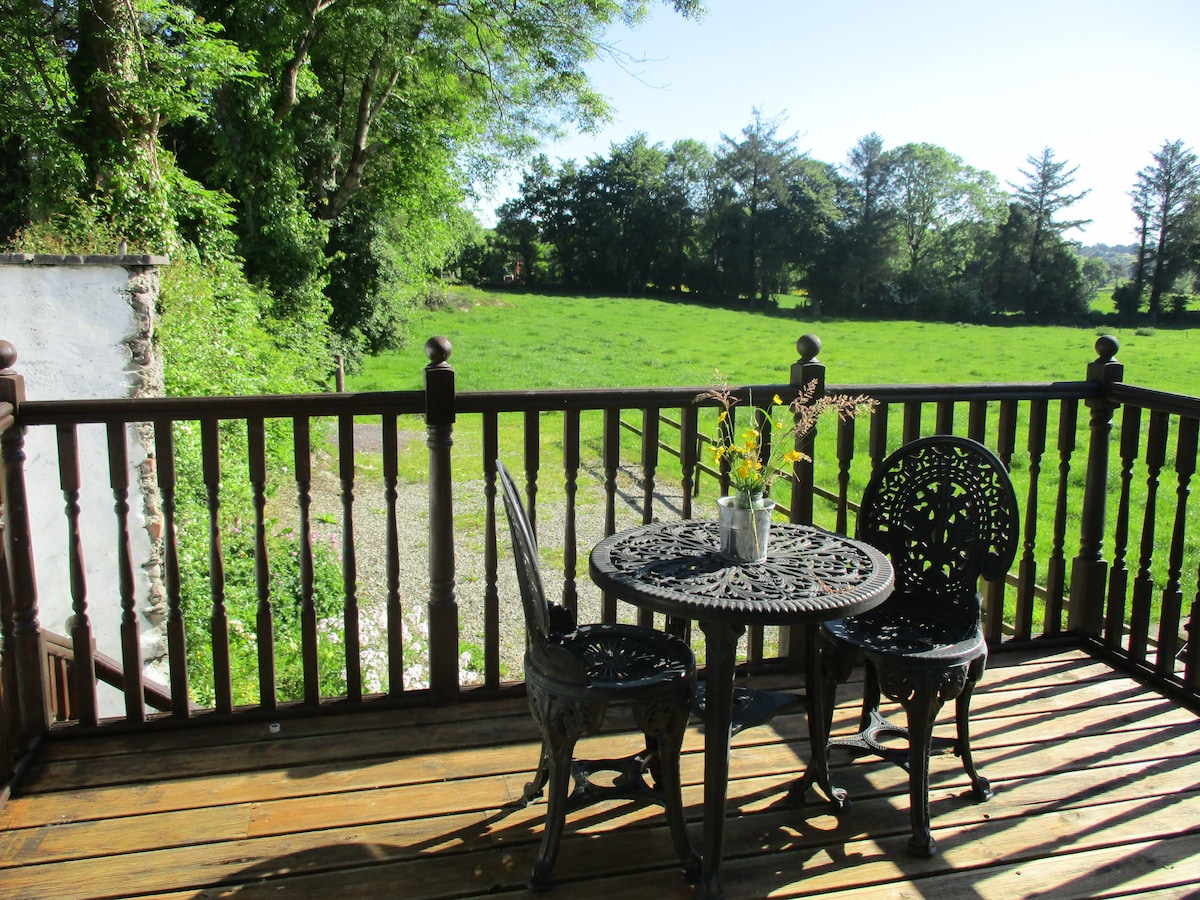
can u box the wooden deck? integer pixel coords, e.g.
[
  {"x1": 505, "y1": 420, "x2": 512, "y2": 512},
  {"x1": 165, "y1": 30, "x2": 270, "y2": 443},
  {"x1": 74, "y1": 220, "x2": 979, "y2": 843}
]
[{"x1": 2, "y1": 648, "x2": 1199, "y2": 899}]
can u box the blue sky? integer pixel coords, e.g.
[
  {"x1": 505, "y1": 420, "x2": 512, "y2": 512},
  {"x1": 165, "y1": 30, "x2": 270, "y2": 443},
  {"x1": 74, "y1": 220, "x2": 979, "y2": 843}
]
[{"x1": 476, "y1": 0, "x2": 1200, "y2": 247}]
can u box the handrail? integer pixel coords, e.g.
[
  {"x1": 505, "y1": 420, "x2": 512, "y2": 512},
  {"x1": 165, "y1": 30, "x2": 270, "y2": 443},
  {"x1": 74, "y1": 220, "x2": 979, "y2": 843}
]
[{"x1": 41, "y1": 631, "x2": 180, "y2": 718}]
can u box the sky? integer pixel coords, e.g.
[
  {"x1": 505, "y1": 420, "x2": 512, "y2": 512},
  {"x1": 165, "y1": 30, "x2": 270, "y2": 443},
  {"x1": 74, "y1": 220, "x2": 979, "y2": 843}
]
[{"x1": 474, "y1": 0, "x2": 1200, "y2": 248}]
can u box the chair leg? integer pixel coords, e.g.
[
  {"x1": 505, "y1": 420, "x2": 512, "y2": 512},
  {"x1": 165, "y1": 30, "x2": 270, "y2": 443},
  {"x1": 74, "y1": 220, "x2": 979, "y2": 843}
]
[
  {"x1": 901, "y1": 674, "x2": 944, "y2": 858},
  {"x1": 791, "y1": 631, "x2": 855, "y2": 807},
  {"x1": 529, "y1": 716, "x2": 580, "y2": 892},
  {"x1": 635, "y1": 696, "x2": 701, "y2": 882},
  {"x1": 955, "y1": 655, "x2": 993, "y2": 802},
  {"x1": 522, "y1": 738, "x2": 552, "y2": 804}
]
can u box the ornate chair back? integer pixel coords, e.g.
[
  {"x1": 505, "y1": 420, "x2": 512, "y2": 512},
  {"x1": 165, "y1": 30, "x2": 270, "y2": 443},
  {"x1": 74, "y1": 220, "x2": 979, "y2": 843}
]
[{"x1": 857, "y1": 434, "x2": 1020, "y2": 628}]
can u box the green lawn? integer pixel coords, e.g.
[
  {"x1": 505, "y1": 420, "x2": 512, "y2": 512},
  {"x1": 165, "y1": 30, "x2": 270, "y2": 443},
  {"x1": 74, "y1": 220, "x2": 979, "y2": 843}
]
[
  {"x1": 342, "y1": 287, "x2": 1198, "y2": 648},
  {"x1": 351, "y1": 287, "x2": 1200, "y2": 397}
]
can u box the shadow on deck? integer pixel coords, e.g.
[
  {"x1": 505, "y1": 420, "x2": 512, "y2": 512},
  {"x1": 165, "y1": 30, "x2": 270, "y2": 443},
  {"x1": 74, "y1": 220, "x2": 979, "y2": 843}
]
[{"x1": 2, "y1": 647, "x2": 1199, "y2": 899}]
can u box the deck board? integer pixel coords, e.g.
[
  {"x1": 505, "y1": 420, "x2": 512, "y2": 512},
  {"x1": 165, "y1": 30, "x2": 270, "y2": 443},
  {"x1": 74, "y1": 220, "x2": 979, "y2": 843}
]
[{"x1": 3, "y1": 648, "x2": 1199, "y2": 899}]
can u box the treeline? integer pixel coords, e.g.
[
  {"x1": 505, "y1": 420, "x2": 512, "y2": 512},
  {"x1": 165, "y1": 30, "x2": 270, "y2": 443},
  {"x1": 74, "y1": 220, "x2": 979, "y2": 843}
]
[{"x1": 461, "y1": 116, "x2": 1200, "y2": 325}]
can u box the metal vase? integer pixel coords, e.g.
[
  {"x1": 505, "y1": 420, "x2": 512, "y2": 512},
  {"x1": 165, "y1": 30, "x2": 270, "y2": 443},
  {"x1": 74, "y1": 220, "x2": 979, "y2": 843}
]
[{"x1": 717, "y1": 495, "x2": 775, "y2": 562}]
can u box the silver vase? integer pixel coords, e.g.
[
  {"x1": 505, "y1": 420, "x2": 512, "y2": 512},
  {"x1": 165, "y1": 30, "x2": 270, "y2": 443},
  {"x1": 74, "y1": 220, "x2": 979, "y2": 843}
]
[{"x1": 717, "y1": 495, "x2": 775, "y2": 562}]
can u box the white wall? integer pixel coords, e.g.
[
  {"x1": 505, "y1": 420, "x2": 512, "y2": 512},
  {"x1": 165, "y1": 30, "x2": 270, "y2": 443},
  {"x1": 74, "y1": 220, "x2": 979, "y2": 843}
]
[{"x1": 0, "y1": 255, "x2": 167, "y2": 716}]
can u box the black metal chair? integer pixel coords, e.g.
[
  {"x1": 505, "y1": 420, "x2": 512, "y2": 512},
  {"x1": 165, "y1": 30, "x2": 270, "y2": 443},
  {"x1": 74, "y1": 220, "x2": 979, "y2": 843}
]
[
  {"x1": 496, "y1": 460, "x2": 699, "y2": 891},
  {"x1": 814, "y1": 436, "x2": 1019, "y2": 856}
]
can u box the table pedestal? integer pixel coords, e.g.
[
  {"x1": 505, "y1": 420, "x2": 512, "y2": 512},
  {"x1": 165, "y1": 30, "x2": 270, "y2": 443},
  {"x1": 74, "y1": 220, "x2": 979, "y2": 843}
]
[{"x1": 696, "y1": 620, "x2": 743, "y2": 900}]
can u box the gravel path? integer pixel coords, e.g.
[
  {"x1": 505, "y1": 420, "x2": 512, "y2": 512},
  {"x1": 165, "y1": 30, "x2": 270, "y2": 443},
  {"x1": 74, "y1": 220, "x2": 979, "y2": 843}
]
[{"x1": 286, "y1": 425, "x2": 692, "y2": 688}]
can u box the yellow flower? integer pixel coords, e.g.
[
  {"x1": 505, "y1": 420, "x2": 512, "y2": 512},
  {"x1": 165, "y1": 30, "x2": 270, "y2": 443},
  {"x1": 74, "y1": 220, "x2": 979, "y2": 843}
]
[{"x1": 772, "y1": 394, "x2": 783, "y2": 405}]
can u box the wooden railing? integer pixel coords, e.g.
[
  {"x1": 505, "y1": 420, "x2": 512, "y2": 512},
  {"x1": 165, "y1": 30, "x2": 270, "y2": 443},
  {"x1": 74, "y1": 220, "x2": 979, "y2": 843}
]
[{"x1": 2, "y1": 332, "x2": 1199, "y2": 792}]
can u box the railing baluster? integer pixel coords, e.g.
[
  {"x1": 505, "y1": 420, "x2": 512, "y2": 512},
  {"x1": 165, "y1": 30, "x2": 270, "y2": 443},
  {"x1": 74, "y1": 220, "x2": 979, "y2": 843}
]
[
  {"x1": 868, "y1": 403, "x2": 889, "y2": 473},
  {"x1": 201, "y1": 417, "x2": 231, "y2": 713},
  {"x1": 637, "y1": 407, "x2": 659, "y2": 629},
  {"x1": 1044, "y1": 399, "x2": 1078, "y2": 636},
  {"x1": 983, "y1": 399, "x2": 1020, "y2": 642},
  {"x1": 524, "y1": 410, "x2": 540, "y2": 534},
  {"x1": 680, "y1": 405, "x2": 698, "y2": 520},
  {"x1": 107, "y1": 423, "x2": 143, "y2": 723},
  {"x1": 790, "y1": 337, "x2": 823, "y2": 526},
  {"x1": 338, "y1": 415, "x2": 361, "y2": 701},
  {"x1": 246, "y1": 417, "x2": 275, "y2": 709},
  {"x1": 1156, "y1": 416, "x2": 1197, "y2": 675},
  {"x1": 1015, "y1": 399, "x2": 1048, "y2": 641},
  {"x1": 562, "y1": 409, "x2": 580, "y2": 615},
  {"x1": 641, "y1": 406, "x2": 659, "y2": 526},
  {"x1": 835, "y1": 417, "x2": 856, "y2": 536},
  {"x1": 602, "y1": 407, "x2": 620, "y2": 623},
  {"x1": 383, "y1": 413, "x2": 404, "y2": 693},
  {"x1": 292, "y1": 416, "x2": 319, "y2": 705},
  {"x1": 56, "y1": 425, "x2": 96, "y2": 725},
  {"x1": 967, "y1": 399, "x2": 987, "y2": 444},
  {"x1": 1186, "y1": 557, "x2": 1200, "y2": 693},
  {"x1": 483, "y1": 414, "x2": 500, "y2": 688},
  {"x1": 902, "y1": 400, "x2": 921, "y2": 444},
  {"x1": 935, "y1": 399, "x2": 954, "y2": 435},
  {"x1": 1129, "y1": 410, "x2": 1169, "y2": 666},
  {"x1": 997, "y1": 399, "x2": 1018, "y2": 467},
  {"x1": 1105, "y1": 405, "x2": 1141, "y2": 651},
  {"x1": 155, "y1": 421, "x2": 189, "y2": 716}
]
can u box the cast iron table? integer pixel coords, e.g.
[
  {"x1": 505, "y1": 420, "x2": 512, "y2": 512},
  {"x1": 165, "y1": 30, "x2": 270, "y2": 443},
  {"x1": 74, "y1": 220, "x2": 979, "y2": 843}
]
[{"x1": 589, "y1": 520, "x2": 893, "y2": 900}]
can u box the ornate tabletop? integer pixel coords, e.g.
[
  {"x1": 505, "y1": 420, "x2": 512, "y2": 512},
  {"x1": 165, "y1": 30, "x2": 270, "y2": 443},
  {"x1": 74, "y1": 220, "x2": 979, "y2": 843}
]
[{"x1": 589, "y1": 520, "x2": 893, "y2": 625}]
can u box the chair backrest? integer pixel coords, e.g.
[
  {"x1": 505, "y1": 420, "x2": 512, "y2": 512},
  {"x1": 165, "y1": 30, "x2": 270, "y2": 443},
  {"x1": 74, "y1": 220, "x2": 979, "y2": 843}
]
[
  {"x1": 496, "y1": 460, "x2": 555, "y2": 644},
  {"x1": 857, "y1": 436, "x2": 1019, "y2": 607}
]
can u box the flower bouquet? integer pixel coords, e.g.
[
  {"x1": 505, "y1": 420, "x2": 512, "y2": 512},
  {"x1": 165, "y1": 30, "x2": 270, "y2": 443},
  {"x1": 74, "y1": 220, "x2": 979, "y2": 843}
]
[{"x1": 697, "y1": 377, "x2": 874, "y2": 560}]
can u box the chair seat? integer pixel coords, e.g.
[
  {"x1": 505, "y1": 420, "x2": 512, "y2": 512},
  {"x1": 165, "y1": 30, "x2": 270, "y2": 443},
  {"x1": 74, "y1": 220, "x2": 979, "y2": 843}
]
[
  {"x1": 556, "y1": 623, "x2": 694, "y2": 688},
  {"x1": 823, "y1": 604, "x2": 984, "y2": 661}
]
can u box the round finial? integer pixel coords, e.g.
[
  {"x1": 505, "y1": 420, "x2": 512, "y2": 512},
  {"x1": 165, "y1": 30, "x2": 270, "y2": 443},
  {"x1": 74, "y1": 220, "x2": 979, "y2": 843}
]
[
  {"x1": 0, "y1": 340, "x2": 16, "y2": 371},
  {"x1": 425, "y1": 335, "x2": 452, "y2": 365},
  {"x1": 1095, "y1": 334, "x2": 1119, "y2": 360},
  {"x1": 797, "y1": 334, "x2": 821, "y2": 360}
]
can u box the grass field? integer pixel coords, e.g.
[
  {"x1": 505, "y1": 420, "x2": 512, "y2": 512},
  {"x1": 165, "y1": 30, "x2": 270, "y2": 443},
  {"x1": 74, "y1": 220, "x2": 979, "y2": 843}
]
[
  {"x1": 340, "y1": 287, "x2": 1198, "y2": 654},
  {"x1": 350, "y1": 287, "x2": 1200, "y2": 397}
]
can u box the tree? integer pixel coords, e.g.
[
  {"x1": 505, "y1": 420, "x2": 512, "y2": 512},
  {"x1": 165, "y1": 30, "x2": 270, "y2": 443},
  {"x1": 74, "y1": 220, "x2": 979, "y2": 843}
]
[
  {"x1": 710, "y1": 110, "x2": 805, "y2": 305},
  {"x1": 1007, "y1": 149, "x2": 1090, "y2": 319},
  {"x1": 891, "y1": 143, "x2": 1002, "y2": 275},
  {"x1": 1133, "y1": 139, "x2": 1200, "y2": 323},
  {"x1": 1011, "y1": 148, "x2": 1090, "y2": 276},
  {"x1": 658, "y1": 139, "x2": 715, "y2": 293},
  {"x1": 1, "y1": 0, "x2": 252, "y2": 250},
  {"x1": 3, "y1": 0, "x2": 705, "y2": 358},
  {"x1": 833, "y1": 133, "x2": 900, "y2": 314}
]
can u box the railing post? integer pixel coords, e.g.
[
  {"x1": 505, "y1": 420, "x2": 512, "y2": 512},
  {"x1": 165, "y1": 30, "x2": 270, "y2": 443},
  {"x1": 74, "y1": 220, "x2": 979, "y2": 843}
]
[
  {"x1": 789, "y1": 334, "x2": 824, "y2": 526},
  {"x1": 782, "y1": 334, "x2": 824, "y2": 665},
  {"x1": 0, "y1": 341, "x2": 48, "y2": 746},
  {"x1": 425, "y1": 336, "x2": 459, "y2": 704},
  {"x1": 1068, "y1": 335, "x2": 1123, "y2": 636}
]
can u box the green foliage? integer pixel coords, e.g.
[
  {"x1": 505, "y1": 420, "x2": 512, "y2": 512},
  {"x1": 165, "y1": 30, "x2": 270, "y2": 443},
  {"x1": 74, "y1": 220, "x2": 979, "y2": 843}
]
[
  {"x1": 158, "y1": 255, "x2": 344, "y2": 705},
  {"x1": 177, "y1": 517, "x2": 348, "y2": 707},
  {"x1": 158, "y1": 255, "x2": 326, "y2": 398},
  {"x1": 489, "y1": 124, "x2": 1117, "y2": 325}
]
